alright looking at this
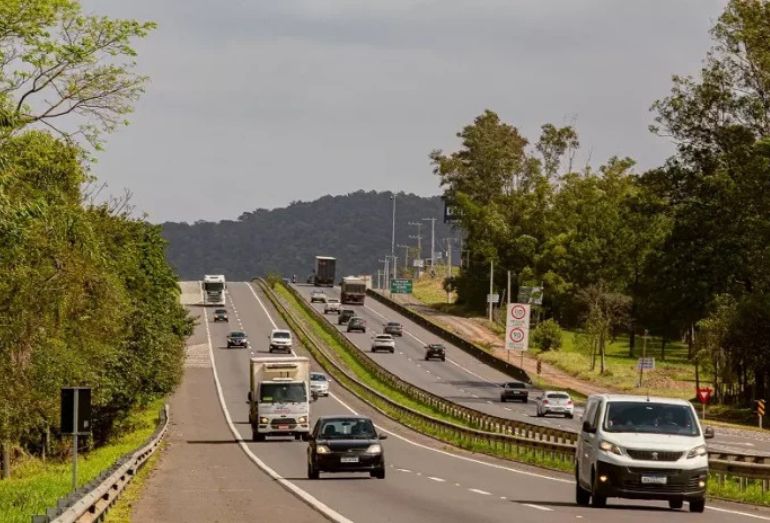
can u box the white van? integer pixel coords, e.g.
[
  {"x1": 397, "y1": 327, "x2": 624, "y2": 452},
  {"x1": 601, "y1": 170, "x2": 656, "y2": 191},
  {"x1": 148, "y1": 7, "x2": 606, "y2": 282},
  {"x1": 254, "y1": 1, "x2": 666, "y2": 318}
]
[{"x1": 575, "y1": 394, "x2": 713, "y2": 512}]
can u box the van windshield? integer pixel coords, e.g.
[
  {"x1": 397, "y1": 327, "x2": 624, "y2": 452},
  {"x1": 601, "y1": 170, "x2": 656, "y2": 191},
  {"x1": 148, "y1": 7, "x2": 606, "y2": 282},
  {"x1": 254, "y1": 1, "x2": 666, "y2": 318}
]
[{"x1": 603, "y1": 401, "x2": 699, "y2": 436}]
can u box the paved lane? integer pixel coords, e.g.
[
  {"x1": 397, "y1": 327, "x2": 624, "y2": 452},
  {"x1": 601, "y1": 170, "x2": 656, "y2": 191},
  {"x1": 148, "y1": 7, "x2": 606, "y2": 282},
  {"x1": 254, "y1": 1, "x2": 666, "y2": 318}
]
[{"x1": 204, "y1": 281, "x2": 770, "y2": 522}]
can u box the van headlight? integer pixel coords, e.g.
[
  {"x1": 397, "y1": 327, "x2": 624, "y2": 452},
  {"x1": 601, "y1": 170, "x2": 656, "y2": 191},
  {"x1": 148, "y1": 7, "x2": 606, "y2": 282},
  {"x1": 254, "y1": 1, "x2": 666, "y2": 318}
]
[
  {"x1": 687, "y1": 445, "x2": 707, "y2": 459},
  {"x1": 297, "y1": 416, "x2": 307, "y2": 424},
  {"x1": 599, "y1": 440, "x2": 623, "y2": 455},
  {"x1": 365, "y1": 444, "x2": 382, "y2": 454},
  {"x1": 259, "y1": 417, "x2": 269, "y2": 424},
  {"x1": 316, "y1": 445, "x2": 331, "y2": 454}
]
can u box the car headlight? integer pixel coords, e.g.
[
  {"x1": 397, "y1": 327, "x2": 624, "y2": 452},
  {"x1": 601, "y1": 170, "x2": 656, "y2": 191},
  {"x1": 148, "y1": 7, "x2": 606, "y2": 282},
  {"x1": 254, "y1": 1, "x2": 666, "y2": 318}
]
[
  {"x1": 297, "y1": 416, "x2": 307, "y2": 424},
  {"x1": 599, "y1": 440, "x2": 623, "y2": 455},
  {"x1": 259, "y1": 417, "x2": 269, "y2": 424},
  {"x1": 316, "y1": 445, "x2": 331, "y2": 454},
  {"x1": 687, "y1": 444, "x2": 707, "y2": 459},
  {"x1": 365, "y1": 444, "x2": 382, "y2": 454}
]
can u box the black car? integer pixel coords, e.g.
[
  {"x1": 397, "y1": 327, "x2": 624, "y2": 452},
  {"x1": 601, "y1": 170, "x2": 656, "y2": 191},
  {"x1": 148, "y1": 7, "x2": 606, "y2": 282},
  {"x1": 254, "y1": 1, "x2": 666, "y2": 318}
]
[
  {"x1": 226, "y1": 331, "x2": 248, "y2": 348},
  {"x1": 307, "y1": 416, "x2": 387, "y2": 479},
  {"x1": 347, "y1": 317, "x2": 366, "y2": 333},
  {"x1": 383, "y1": 321, "x2": 403, "y2": 336},
  {"x1": 338, "y1": 309, "x2": 355, "y2": 325},
  {"x1": 500, "y1": 382, "x2": 528, "y2": 403},
  {"x1": 424, "y1": 343, "x2": 446, "y2": 361},
  {"x1": 213, "y1": 308, "x2": 228, "y2": 322}
]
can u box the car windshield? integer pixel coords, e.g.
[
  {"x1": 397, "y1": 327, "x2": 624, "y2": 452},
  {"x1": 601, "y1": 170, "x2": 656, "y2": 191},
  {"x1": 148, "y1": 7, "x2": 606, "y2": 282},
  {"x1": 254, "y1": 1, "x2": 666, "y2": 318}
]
[
  {"x1": 310, "y1": 374, "x2": 327, "y2": 382},
  {"x1": 507, "y1": 383, "x2": 525, "y2": 389},
  {"x1": 318, "y1": 418, "x2": 376, "y2": 439},
  {"x1": 547, "y1": 393, "x2": 570, "y2": 400},
  {"x1": 230, "y1": 332, "x2": 245, "y2": 337},
  {"x1": 376, "y1": 336, "x2": 391, "y2": 340},
  {"x1": 387, "y1": 322, "x2": 401, "y2": 327},
  {"x1": 260, "y1": 383, "x2": 306, "y2": 403},
  {"x1": 273, "y1": 332, "x2": 291, "y2": 339},
  {"x1": 215, "y1": 309, "x2": 226, "y2": 314},
  {"x1": 603, "y1": 401, "x2": 699, "y2": 436},
  {"x1": 328, "y1": 299, "x2": 339, "y2": 303},
  {"x1": 428, "y1": 345, "x2": 443, "y2": 350}
]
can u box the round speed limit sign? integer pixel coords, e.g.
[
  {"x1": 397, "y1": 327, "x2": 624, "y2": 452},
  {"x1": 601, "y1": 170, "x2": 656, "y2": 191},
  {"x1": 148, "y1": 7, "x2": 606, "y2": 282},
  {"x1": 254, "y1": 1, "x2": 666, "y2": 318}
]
[
  {"x1": 510, "y1": 304, "x2": 527, "y2": 320},
  {"x1": 509, "y1": 328, "x2": 525, "y2": 344}
]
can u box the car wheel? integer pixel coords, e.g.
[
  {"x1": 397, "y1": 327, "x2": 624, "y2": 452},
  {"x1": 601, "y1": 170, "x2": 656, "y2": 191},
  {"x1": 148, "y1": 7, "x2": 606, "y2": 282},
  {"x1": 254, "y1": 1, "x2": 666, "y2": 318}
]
[
  {"x1": 537, "y1": 409, "x2": 543, "y2": 417},
  {"x1": 253, "y1": 431, "x2": 265, "y2": 442},
  {"x1": 591, "y1": 471, "x2": 607, "y2": 508},
  {"x1": 576, "y1": 479, "x2": 591, "y2": 506},
  {"x1": 300, "y1": 433, "x2": 310, "y2": 442},
  {"x1": 523, "y1": 398, "x2": 528, "y2": 404},
  {"x1": 689, "y1": 498, "x2": 705, "y2": 513},
  {"x1": 371, "y1": 467, "x2": 385, "y2": 479},
  {"x1": 566, "y1": 413, "x2": 574, "y2": 419},
  {"x1": 441, "y1": 357, "x2": 445, "y2": 361},
  {"x1": 668, "y1": 499, "x2": 683, "y2": 510},
  {"x1": 371, "y1": 348, "x2": 376, "y2": 352},
  {"x1": 500, "y1": 397, "x2": 506, "y2": 403},
  {"x1": 308, "y1": 461, "x2": 319, "y2": 480}
]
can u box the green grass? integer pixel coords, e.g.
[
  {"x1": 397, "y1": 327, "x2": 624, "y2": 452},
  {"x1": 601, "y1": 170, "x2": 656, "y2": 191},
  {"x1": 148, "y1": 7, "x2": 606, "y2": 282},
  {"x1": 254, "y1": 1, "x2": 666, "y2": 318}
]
[
  {"x1": 0, "y1": 399, "x2": 165, "y2": 523},
  {"x1": 709, "y1": 475, "x2": 770, "y2": 506},
  {"x1": 411, "y1": 266, "x2": 459, "y2": 306}
]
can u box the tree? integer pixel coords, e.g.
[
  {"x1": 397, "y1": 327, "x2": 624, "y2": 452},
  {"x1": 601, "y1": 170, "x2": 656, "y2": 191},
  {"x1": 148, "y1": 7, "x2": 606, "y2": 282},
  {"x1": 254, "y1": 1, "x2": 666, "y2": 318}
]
[
  {"x1": 0, "y1": 0, "x2": 155, "y2": 148},
  {"x1": 532, "y1": 318, "x2": 563, "y2": 351},
  {"x1": 577, "y1": 284, "x2": 631, "y2": 374},
  {"x1": 536, "y1": 123, "x2": 579, "y2": 179}
]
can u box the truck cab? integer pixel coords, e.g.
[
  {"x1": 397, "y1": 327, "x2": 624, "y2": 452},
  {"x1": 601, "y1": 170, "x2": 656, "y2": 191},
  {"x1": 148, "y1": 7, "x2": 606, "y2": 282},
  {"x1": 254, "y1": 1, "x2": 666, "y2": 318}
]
[{"x1": 249, "y1": 357, "x2": 311, "y2": 441}]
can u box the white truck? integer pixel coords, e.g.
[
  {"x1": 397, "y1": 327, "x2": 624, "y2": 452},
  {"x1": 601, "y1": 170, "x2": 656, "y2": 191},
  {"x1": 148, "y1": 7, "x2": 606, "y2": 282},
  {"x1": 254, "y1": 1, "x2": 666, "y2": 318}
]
[
  {"x1": 248, "y1": 356, "x2": 311, "y2": 441},
  {"x1": 202, "y1": 274, "x2": 226, "y2": 306}
]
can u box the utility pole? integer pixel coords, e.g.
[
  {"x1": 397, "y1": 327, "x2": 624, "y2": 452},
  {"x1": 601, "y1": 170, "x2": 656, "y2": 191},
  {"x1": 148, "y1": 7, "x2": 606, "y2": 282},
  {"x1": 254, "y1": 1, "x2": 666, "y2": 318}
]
[
  {"x1": 390, "y1": 194, "x2": 397, "y2": 271},
  {"x1": 423, "y1": 217, "x2": 437, "y2": 272},
  {"x1": 488, "y1": 259, "x2": 494, "y2": 322},
  {"x1": 397, "y1": 244, "x2": 410, "y2": 277},
  {"x1": 444, "y1": 238, "x2": 453, "y2": 303},
  {"x1": 376, "y1": 270, "x2": 382, "y2": 290},
  {"x1": 409, "y1": 221, "x2": 423, "y2": 278},
  {"x1": 638, "y1": 329, "x2": 648, "y2": 388},
  {"x1": 380, "y1": 258, "x2": 390, "y2": 294}
]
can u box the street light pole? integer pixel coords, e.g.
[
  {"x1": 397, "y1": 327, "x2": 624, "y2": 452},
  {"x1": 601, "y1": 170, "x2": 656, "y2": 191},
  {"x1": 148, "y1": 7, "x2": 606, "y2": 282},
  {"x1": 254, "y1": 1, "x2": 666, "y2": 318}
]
[
  {"x1": 397, "y1": 244, "x2": 410, "y2": 276},
  {"x1": 408, "y1": 221, "x2": 423, "y2": 278},
  {"x1": 390, "y1": 194, "x2": 397, "y2": 280},
  {"x1": 423, "y1": 217, "x2": 437, "y2": 273}
]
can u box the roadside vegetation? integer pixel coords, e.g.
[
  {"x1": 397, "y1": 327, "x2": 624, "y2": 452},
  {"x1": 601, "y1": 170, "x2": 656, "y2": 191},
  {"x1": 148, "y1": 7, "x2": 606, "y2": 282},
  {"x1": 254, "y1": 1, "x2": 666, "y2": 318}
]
[
  {"x1": 434, "y1": 0, "x2": 770, "y2": 411},
  {"x1": 0, "y1": 400, "x2": 164, "y2": 523},
  {"x1": 0, "y1": 0, "x2": 191, "y2": 493}
]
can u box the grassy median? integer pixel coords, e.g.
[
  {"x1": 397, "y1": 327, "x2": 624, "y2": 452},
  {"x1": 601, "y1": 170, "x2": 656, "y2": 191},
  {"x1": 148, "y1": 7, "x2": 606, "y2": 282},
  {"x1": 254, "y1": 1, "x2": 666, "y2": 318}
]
[{"x1": 0, "y1": 399, "x2": 165, "y2": 523}]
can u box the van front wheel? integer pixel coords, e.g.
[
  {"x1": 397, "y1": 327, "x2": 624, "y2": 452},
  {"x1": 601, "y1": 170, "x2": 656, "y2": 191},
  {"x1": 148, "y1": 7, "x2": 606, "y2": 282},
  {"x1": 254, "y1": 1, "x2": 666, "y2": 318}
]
[
  {"x1": 668, "y1": 499, "x2": 683, "y2": 510},
  {"x1": 576, "y1": 482, "x2": 590, "y2": 506},
  {"x1": 689, "y1": 498, "x2": 705, "y2": 513},
  {"x1": 591, "y1": 471, "x2": 607, "y2": 508}
]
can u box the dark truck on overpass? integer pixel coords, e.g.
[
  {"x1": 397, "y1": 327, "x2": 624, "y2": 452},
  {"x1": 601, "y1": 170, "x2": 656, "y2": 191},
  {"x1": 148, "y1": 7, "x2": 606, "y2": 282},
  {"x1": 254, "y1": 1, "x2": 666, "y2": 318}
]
[{"x1": 314, "y1": 256, "x2": 336, "y2": 287}]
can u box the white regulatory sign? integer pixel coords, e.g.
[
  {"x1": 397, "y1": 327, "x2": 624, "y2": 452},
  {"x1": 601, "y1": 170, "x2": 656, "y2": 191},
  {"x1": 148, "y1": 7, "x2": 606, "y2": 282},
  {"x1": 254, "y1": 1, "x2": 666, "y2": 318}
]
[{"x1": 505, "y1": 303, "x2": 531, "y2": 351}]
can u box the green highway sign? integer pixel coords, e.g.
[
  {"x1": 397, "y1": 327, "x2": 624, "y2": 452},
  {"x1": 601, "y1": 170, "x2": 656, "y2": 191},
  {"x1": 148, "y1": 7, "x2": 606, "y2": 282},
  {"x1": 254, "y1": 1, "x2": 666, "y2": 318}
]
[{"x1": 390, "y1": 279, "x2": 413, "y2": 294}]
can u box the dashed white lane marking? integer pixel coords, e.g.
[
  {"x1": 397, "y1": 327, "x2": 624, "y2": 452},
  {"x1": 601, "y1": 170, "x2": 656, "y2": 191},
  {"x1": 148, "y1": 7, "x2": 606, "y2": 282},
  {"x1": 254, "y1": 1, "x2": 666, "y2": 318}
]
[
  {"x1": 454, "y1": 483, "x2": 461, "y2": 487},
  {"x1": 397, "y1": 468, "x2": 412, "y2": 473},
  {"x1": 468, "y1": 488, "x2": 492, "y2": 496},
  {"x1": 504, "y1": 407, "x2": 512, "y2": 411},
  {"x1": 416, "y1": 472, "x2": 422, "y2": 476},
  {"x1": 471, "y1": 394, "x2": 479, "y2": 398},
  {"x1": 428, "y1": 476, "x2": 446, "y2": 482},
  {"x1": 486, "y1": 401, "x2": 493, "y2": 405},
  {"x1": 499, "y1": 496, "x2": 507, "y2": 500},
  {"x1": 523, "y1": 503, "x2": 553, "y2": 512}
]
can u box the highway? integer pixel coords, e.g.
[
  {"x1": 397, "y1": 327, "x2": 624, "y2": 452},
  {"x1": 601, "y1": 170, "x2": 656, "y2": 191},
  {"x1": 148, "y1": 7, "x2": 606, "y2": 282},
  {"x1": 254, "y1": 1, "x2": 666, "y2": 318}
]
[
  {"x1": 178, "y1": 280, "x2": 770, "y2": 522},
  {"x1": 291, "y1": 284, "x2": 770, "y2": 455}
]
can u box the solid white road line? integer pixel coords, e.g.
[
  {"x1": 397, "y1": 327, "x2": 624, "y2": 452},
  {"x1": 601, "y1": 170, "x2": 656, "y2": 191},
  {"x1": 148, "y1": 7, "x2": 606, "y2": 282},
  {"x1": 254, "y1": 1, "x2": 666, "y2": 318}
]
[
  {"x1": 245, "y1": 282, "x2": 278, "y2": 329},
  {"x1": 201, "y1": 289, "x2": 352, "y2": 523}
]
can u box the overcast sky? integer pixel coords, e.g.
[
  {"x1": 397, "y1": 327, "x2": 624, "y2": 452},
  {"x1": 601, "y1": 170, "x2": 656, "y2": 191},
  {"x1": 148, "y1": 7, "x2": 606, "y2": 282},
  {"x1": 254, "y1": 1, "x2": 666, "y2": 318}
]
[{"x1": 82, "y1": 0, "x2": 726, "y2": 223}]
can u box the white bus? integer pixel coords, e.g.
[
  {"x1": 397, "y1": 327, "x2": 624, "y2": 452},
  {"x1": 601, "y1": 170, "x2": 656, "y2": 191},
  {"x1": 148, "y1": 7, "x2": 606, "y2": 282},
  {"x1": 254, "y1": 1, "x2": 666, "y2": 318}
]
[{"x1": 203, "y1": 275, "x2": 226, "y2": 306}]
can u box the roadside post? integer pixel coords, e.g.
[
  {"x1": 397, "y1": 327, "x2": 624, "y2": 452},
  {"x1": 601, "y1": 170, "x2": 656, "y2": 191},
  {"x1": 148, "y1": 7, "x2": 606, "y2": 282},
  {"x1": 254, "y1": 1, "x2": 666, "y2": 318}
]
[
  {"x1": 757, "y1": 399, "x2": 766, "y2": 429},
  {"x1": 505, "y1": 303, "x2": 530, "y2": 368},
  {"x1": 61, "y1": 387, "x2": 91, "y2": 491},
  {"x1": 696, "y1": 387, "x2": 712, "y2": 420},
  {"x1": 637, "y1": 329, "x2": 650, "y2": 387}
]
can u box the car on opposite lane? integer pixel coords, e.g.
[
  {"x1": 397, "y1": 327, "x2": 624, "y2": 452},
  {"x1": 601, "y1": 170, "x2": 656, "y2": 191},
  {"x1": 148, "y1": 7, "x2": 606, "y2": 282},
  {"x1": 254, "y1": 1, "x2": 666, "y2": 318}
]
[
  {"x1": 307, "y1": 415, "x2": 387, "y2": 479},
  {"x1": 500, "y1": 382, "x2": 528, "y2": 403},
  {"x1": 226, "y1": 330, "x2": 248, "y2": 349},
  {"x1": 347, "y1": 317, "x2": 367, "y2": 333},
  {"x1": 213, "y1": 308, "x2": 228, "y2": 322},
  {"x1": 310, "y1": 372, "x2": 330, "y2": 398},
  {"x1": 535, "y1": 391, "x2": 574, "y2": 418},
  {"x1": 324, "y1": 298, "x2": 341, "y2": 314},
  {"x1": 338, "y1": 309, "x2": 355, "y2": 325},
  {"x1": 310, "y1": 290, "x2": 327, "y2": 303},
  {"x1": 424, "y1": 343, "x2": 446, "y2": 361},
  {"x1": 268, "y1": 328, "x2": 293, "y2": 353},
  {"x1": 383, "y1": 321, "x2": 403, "y2": 337},
  {"x1": 371, "y1": 334, "x2": 395, "y2": 353}
]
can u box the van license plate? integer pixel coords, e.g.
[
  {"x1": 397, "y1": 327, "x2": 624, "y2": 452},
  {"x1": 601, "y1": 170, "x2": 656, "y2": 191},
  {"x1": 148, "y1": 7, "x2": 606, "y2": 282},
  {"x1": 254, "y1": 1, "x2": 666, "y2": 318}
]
[
  {"x1": 340, "y1": 457, "x2": 359, "y2": 463},
  {"x1": 641, "y1": 475, "x2": 667, "y2": 485},
  {"x1": 278, "y1": 425, "x2": 289, "y2": 430}
]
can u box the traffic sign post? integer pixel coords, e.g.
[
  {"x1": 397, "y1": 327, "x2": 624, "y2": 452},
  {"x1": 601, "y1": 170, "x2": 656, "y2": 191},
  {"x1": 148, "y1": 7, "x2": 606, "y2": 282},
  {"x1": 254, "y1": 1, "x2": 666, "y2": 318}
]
[
  {"x1": 61, "y1": 387, "x2": 91, "y2": 491},
  {"x1": 757, "y1": 399, "x2": 766, "y2": 429},
  {"x1": 696, "y1": 387, "x2": 712, "y2": 420}
]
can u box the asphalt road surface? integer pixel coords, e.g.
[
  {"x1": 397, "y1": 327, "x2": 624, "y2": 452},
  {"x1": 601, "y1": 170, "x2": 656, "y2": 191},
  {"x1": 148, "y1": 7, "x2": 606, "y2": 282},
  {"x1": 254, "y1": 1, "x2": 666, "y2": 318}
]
[
  {"x1": 291, "y1": 284, "x2": 770, "y2": 456},
  {"x1": 141, "y1": 281, "x2": 770, "y2": 522}
]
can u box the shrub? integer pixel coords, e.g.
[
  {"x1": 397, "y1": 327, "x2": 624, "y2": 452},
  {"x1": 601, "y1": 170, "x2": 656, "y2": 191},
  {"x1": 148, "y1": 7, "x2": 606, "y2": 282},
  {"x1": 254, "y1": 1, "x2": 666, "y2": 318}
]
[{"x1": 532, "y1": 318, "x2": 563, "y2": 351}]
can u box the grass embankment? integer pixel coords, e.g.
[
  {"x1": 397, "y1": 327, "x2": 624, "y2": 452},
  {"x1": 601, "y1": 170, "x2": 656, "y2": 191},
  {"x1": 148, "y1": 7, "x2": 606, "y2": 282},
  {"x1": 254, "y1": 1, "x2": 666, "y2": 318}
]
[
  {"x1": 269, "y1": 282, "x2": 572, "y2": 472},
  {"x1": 0, "y1": 399, "x2": 165, "y2": 523},
  {"x1": 105, "y1": 440, "x2": 166, "y2": 523}
]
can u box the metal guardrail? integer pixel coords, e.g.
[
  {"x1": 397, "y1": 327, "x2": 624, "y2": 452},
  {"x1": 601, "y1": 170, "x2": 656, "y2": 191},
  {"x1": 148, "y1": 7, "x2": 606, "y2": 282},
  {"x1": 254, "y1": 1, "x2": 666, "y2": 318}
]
[
  {"x1": 33, "y1": 404, "x2": 169, "y2": 523},
  {"x1": 259, "y1": 280, "x2": 576, "y2": 466},
  {"x1": 282, "y1": 281, "x2": 577, "y2": 446},
  {"x1": 265, "y1": 281, "x2": 770, "y2": 490}
]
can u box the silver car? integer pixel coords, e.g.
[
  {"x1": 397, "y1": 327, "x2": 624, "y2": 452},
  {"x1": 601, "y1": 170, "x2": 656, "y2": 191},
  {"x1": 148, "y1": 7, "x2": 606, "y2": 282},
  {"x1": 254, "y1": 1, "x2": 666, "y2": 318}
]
[
  {"x1": 535, "y1": 391, "x2": 574, "y2": 418},
  {"x1": 370, "y1": 334, "x2": 395, "y2": 353},
  {"x1": 310, "y1": 372, "x2": 330, "y2": 397}
]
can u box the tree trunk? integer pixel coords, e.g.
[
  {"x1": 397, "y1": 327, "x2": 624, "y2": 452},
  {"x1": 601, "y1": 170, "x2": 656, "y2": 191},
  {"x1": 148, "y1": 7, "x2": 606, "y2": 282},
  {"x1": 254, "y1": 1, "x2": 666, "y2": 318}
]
[
  {"x1": 660, "y1": 337, "x2": 666, "y2": 361},
  {"x1": 590, "y1": 337, "x2": 597, "y2": 371},
  {"x1": 599, "y1": 331, "x2": 606, "y2": 375},
  {"x1": 1, "y1": 442, "x2": 9, "y2": 479},
  {"x1": 695, "y1": 361, "x2": 700, "y2": 390},
  {"x1": 629, "y1": 327, "x2": 636, "y2": 358}
]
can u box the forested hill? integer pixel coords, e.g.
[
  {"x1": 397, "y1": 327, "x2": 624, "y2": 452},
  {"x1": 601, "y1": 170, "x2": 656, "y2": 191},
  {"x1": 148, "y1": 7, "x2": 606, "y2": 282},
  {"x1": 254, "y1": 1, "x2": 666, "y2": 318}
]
[{"x1": 160, "y1": 191, "x2": 455, "y2": 280}]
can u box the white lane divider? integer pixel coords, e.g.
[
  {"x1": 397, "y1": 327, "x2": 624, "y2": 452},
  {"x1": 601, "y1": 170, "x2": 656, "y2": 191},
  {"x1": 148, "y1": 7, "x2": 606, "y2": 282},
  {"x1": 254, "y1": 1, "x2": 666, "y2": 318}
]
[
  {"x1": 202, "y1": 289, "x2": 352, "y2": 523},
  {"x1": 245, "y1": 282, "x2": 278, "y2": 329},
  {"x1": 428, "y1": 476, "x2": 446, "y2": 483},
  {"x1": 522, "y1": 503, "x2": 553, "y2": 512},
  {"x1": 468, "y1": 488, "x2": 491, "y2": 496},
  {"x1": 396, "y1": 468, "x2": 412, "y2": 473}
]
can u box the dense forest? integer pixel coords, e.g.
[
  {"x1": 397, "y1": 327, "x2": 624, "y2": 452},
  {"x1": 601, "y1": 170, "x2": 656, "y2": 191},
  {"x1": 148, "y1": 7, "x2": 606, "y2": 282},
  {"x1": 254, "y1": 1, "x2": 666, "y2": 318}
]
[
  {"x1": 161, "y1": 191, "x2": 454, "y2": 281},
  {"x1": 436, "y1": 0, "x2": 770, "y2": 405},
  {"x1": 0, "y1": 1, "x2": 191, "y2": 476}
]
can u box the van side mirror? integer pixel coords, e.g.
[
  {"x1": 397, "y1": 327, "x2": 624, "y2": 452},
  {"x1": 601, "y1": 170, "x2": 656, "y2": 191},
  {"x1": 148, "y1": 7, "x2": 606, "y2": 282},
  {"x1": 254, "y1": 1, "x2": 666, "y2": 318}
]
[
  {"x1": 582, "y1": 421, "x2": 595, "y2": 433},
  {"x1": 704, "y1": 426, "x2": 715, "y2": 439}
]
